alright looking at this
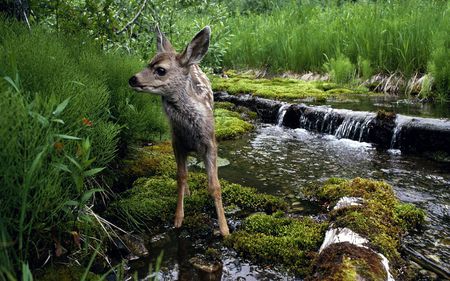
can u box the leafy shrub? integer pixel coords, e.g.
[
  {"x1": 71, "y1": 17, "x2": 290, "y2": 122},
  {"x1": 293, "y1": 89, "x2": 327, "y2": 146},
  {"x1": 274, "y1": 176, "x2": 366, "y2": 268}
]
[
  {"x1": 26, "y1": 0, "x2": 233, "y2": 71},
  {"x1": 324, "y1": 54, "x2": 356, "y2": 84},
  {"x1": 0, "y1": 18, "x2": 167, "y2": 277},
  {"x1": 428, "y1": 29, "x2": 450, "y2": 100}
]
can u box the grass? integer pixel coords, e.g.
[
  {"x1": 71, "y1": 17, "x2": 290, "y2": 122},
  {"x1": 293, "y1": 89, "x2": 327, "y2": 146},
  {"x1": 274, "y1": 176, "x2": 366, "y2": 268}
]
[
  {"x1": 0, "y1": 18, "x2": 168, "y2": 279},
  {"x1": 222, "y1": 0, "x2": 449, "y2": 98},
  {"x1": 211, "y1": 71, "x2": 371, "y2": 102}
]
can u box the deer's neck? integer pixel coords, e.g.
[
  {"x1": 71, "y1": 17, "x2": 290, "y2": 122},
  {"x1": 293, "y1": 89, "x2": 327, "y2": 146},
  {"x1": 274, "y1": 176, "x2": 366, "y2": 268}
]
[{"x1": 162, "y1": 66, "x2": 212, "y2": 118}]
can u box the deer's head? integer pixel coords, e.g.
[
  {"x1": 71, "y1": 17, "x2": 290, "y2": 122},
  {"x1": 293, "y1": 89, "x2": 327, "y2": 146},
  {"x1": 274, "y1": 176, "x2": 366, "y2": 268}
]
[{"x1": 129, "y1": 25, "x2": 210, "y2": 96}]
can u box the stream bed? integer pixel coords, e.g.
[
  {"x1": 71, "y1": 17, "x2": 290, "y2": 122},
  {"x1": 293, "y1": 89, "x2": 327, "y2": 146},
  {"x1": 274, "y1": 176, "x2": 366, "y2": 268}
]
[
  {"x1": 133, "y1": 122, "x2": 450, "y2": 280},
  {"x1": 218, "y1": 124, "x2": 450, "y2": 274}
]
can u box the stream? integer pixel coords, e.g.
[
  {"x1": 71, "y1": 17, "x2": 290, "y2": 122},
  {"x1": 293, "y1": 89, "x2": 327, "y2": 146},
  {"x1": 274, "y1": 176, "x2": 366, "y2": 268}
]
[
  {"x1": 131, "y1": 123, "x2": 449, "y2": 280},
  {"x1": 131, "y1": 104, "x2": 450, "y2": 280},
  {"x1": 218, "y1": 123, "x2": 450, "y2": 273}
]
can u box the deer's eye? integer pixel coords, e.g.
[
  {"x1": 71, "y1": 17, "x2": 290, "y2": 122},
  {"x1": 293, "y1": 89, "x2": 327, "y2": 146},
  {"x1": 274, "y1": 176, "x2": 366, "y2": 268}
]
[{"x1": 155, "y1": 67, "x2": 166, "y2": 76}]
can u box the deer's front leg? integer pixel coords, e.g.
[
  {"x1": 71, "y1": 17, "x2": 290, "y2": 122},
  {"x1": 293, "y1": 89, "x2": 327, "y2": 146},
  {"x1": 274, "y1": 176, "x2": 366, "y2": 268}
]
[
  {"x1": 174, "y1": 148, "x2": 188, "y2": 228},
  {"x1": 204, "y1": 144, "x2": 230, "y2": 236}
]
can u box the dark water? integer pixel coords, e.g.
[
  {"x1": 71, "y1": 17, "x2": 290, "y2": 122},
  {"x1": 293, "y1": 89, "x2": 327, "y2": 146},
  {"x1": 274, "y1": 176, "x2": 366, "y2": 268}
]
[{"x1": 308, "y1": 95, "x2": 450, "y2": 119}]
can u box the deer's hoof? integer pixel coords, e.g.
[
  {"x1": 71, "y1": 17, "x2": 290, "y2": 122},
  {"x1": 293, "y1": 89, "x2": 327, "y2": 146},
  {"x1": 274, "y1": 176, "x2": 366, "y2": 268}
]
[
  {"x1": 174, "y1": 216, "x2": 184, "y2": 228},
  {"x1": 220, "y1": 225, "x2": 230, "y2": 237}
]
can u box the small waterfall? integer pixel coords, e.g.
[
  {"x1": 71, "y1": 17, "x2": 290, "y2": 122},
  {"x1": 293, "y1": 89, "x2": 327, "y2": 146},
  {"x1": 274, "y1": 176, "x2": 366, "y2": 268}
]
[
  {"x1": 390, "y1": 115, "x2": 411, "y2": 149},
  {"x1": 334, "y1": 112, "x2": 376, "y2": 141},
  {"x1": 276, "y1": 104, "x2": 290, "y2": 126},
  {"x1": 296, "y1": 107, "x2": 376, "y2": 142}
]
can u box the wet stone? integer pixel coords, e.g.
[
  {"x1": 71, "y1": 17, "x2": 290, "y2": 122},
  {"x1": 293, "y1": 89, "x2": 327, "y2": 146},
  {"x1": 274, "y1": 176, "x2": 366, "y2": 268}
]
[
  {"x1": 150, "y1": 233, "x2": 171, "y2": 248},
  {"x1": 291, "y1": 201, "x2": 302, "y2": 207},
  {"x1": 120, "y1": 233, "x2": 149, "y2": 257},
  {"x1": 189, "y1": 256, "x2": 223, "y2": 281}
]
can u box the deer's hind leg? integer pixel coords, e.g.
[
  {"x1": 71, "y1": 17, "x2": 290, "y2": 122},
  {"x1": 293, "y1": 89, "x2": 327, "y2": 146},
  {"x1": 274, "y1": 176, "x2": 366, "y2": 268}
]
[
  {"x1": 173, "y1": 145, "x2": 188, "y2": 228},
  {"x1": 203, "y1": 143, "x2": 230, "y2": 236}
]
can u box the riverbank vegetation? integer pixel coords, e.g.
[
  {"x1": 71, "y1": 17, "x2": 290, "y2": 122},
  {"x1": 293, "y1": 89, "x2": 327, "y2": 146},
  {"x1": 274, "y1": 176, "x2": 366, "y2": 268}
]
[
  {"x1": 7, "y1": 0, "x2": 448, "y2": 99},
  {"x1": 0, "y1": 19, "x2": 167, "y2": 280}
]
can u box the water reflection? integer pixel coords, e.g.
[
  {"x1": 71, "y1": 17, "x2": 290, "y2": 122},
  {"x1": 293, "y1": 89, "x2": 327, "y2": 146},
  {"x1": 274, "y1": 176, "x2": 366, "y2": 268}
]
[{"x1": 218, "y1": 124, "x2": 450, "y2": 272}]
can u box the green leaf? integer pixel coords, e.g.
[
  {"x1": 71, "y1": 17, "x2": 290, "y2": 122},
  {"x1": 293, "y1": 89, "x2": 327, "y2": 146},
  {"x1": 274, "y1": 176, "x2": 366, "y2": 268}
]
[
  {"x1": 64, "y1": 200, "x2": 79, "y2": 206},
  {"x1": 21, "y1": 262, "x2": 33, "y2": 281},
  {"x1": 29, "y1": 111, "x2": 49, "y2": 127},
  {"x1": 51, "y1": 118, "x2": 65, "y2": 124},
  {"x1": 66, "y1": 155, "x2": 82, "y2": 170},
  {"x1": 3, "y1": 76, "x2": 20, "y2": 93},
  {"x1": 69, "y1": 80, "x2": 86, "y2": 87},
  {"x1": 26, "y1": 147, "x2": 47, "y2": 186},
  {"x1": 52, "y1": 163, "x2": 71, "y2": 173},
  {"x1": 52, "y1": 97, "x2": 71, "y2": 116},
  {"x1": 83, "y1": 167, "x2": 105, "y2": 177},
  {"x1": 55, "y1": 134, "x2": 81, "y2": 140},
  {"x1": 81, "y1": 188, "x2": 104, "y2": 204}
]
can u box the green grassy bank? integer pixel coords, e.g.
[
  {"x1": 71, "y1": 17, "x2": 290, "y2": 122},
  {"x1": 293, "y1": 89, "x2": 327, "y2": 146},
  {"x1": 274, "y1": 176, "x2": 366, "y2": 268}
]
[
  {"x1": 0, "y1": 19, "x2": 168, "y2": 279},
  {"x1": 222, "y1": 0, "x2": 449, "y2": 98}
]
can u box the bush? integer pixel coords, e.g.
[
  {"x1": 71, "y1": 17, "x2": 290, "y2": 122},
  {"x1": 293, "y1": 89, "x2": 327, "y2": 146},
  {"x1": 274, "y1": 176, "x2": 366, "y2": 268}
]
[
  {"x1": 428, "y1": 29, "x2": 450, "y2": 100},
  {"x1": 0, "y1": 18, "x2": 167, "y2": 277},
  {"x1": 324, "y1": 54, "x2": 356, "y2": 84}
]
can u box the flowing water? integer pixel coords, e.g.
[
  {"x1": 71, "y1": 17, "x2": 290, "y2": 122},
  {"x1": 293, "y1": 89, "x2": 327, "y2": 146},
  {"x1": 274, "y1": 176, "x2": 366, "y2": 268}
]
[
  {"x1": 308, "y1": 95, "x2": 450, "y2": 119},
  {"x1": 217, "y1": 124, "x2": 450, "y2": 275},
  {"x1": 132, "y1": 103, "x2": 450, "y2": 280}
]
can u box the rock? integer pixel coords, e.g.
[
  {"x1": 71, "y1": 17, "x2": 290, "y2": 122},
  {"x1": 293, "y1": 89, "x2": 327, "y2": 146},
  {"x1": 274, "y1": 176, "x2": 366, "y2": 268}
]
[
  {"x1": 150, "y1": 233, "x2": 171, "y2": 248},
  {"x1": 189, "y1": 256, "x2": 223, "y2": 281},
  {"x1": 120, "y1": 233, "x2": 149, "y2": 257},
  {"x1": 215, "y1": 91, "x2": 450, "y2": 154},
  {"x1": 333, "y1": 196, "x2": 364, "y2": 211},
  {"x1": 214, "y1": 92, "x2": 283, "y2": 123}
]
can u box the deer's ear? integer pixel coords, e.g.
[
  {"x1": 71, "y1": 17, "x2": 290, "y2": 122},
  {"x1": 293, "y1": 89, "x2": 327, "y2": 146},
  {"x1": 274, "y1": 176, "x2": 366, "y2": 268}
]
[
  {"x1": 179, "y1": 26, "x2": 210, "y2": 66},
  {"x1": 155, "y1": 24, "x2": 174, "y2": 53}
]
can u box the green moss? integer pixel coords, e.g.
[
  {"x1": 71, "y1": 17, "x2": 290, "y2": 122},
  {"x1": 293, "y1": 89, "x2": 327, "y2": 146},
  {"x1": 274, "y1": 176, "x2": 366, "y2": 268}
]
[
  {"x1": 36, "y1": 265, "x2": 99, "y2": 281},
  {"x1": 122, "y1": 142, "x2": 176, "y2": 179},
  {"x1": 214, "y1": 108, "x2": 254, "y2": 140},
  {"x1": 226, "y1": 213, "x2": 328, "y2": 276},
  {"x1": 310, "y1": 243, "x2": 388, "y2": 281},
  {"x1": 215, "y1": 101, "x2": 236, "y2": 110},
  {"x1": 394, "y1": 203, "x2": 426, "y2": 230},
  {"x1": 315, "y1": 178, "x2": 426, "y2": 261},
  {"x1": 108, "y1": 173, "x2": 286, "y2": 231},
  {"x1": 211, "y1": 74, "x2": 374, "y2": 102},
  {"x1": 222, "y1": 183, "x2": 287, "y2": 214},
  {"x1": 377, "y1": 110, "x2": 397, "y2": 121}
]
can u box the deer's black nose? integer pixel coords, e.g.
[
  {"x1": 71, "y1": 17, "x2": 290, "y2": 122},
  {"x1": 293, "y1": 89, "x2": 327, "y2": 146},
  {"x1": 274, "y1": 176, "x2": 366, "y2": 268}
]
[{"x1": 129, "y1": 76, "x2": 138, "y2": 87}]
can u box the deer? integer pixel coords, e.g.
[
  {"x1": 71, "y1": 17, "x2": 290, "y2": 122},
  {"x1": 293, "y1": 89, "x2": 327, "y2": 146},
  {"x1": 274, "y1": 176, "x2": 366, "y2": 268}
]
[{"x1": 128, "y1": 26, "x2": 230, "y2": 236}]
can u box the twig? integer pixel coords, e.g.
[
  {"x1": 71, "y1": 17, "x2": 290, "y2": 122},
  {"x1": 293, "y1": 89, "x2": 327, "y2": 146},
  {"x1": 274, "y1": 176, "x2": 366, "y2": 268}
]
[
  {"x1": 402, "y1": 245, "x2": 450, "y2": 279},
  {"x1": 116, "y1": 0, "x2": 148, "y2": 35}
]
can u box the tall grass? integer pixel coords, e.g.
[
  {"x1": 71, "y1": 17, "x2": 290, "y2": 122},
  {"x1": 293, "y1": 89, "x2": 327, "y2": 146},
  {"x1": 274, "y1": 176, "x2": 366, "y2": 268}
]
[
  {"x1": 0, "y1": 18, "x2": 167, "y2": 278},
  {"x1": 224, "y1": 0, "x2": 448, "y2": 84}
]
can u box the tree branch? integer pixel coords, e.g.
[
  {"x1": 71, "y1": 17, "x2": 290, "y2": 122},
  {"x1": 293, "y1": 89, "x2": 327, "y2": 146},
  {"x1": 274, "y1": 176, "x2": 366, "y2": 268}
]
[{"x1": 115, "y1": 0, "x2": 148, "y2": 35}]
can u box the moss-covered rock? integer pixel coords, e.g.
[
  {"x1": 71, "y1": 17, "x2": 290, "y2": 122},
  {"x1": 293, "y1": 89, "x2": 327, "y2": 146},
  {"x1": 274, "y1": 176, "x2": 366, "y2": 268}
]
[
  {"x1": 315, "y1": 177, "x2": 426, "y2": 261},
  {"x1": 211, "y1": 72, "x2": 374, "y2": 102},
  {"x1": 214, "y1": 108, "x2": 254, "y2": 140},
  {"x1": 36, "y1": 265, "x2": 99, "y2": 281},
  {"x1": 309, "y1": 243, "x2": 388, "y2": 281},
  {"x1": 225, "y1": 212, "x2": 328, "y2": 276},
  {"x1": 108, "y1": 173, "x2": 287, "y2": 232}
]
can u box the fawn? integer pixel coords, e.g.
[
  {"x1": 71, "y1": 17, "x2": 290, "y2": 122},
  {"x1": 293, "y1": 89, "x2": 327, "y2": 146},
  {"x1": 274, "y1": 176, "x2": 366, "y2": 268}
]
[{"x1": 129, "y1": 26, "x2": 229, "y2": 236}]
